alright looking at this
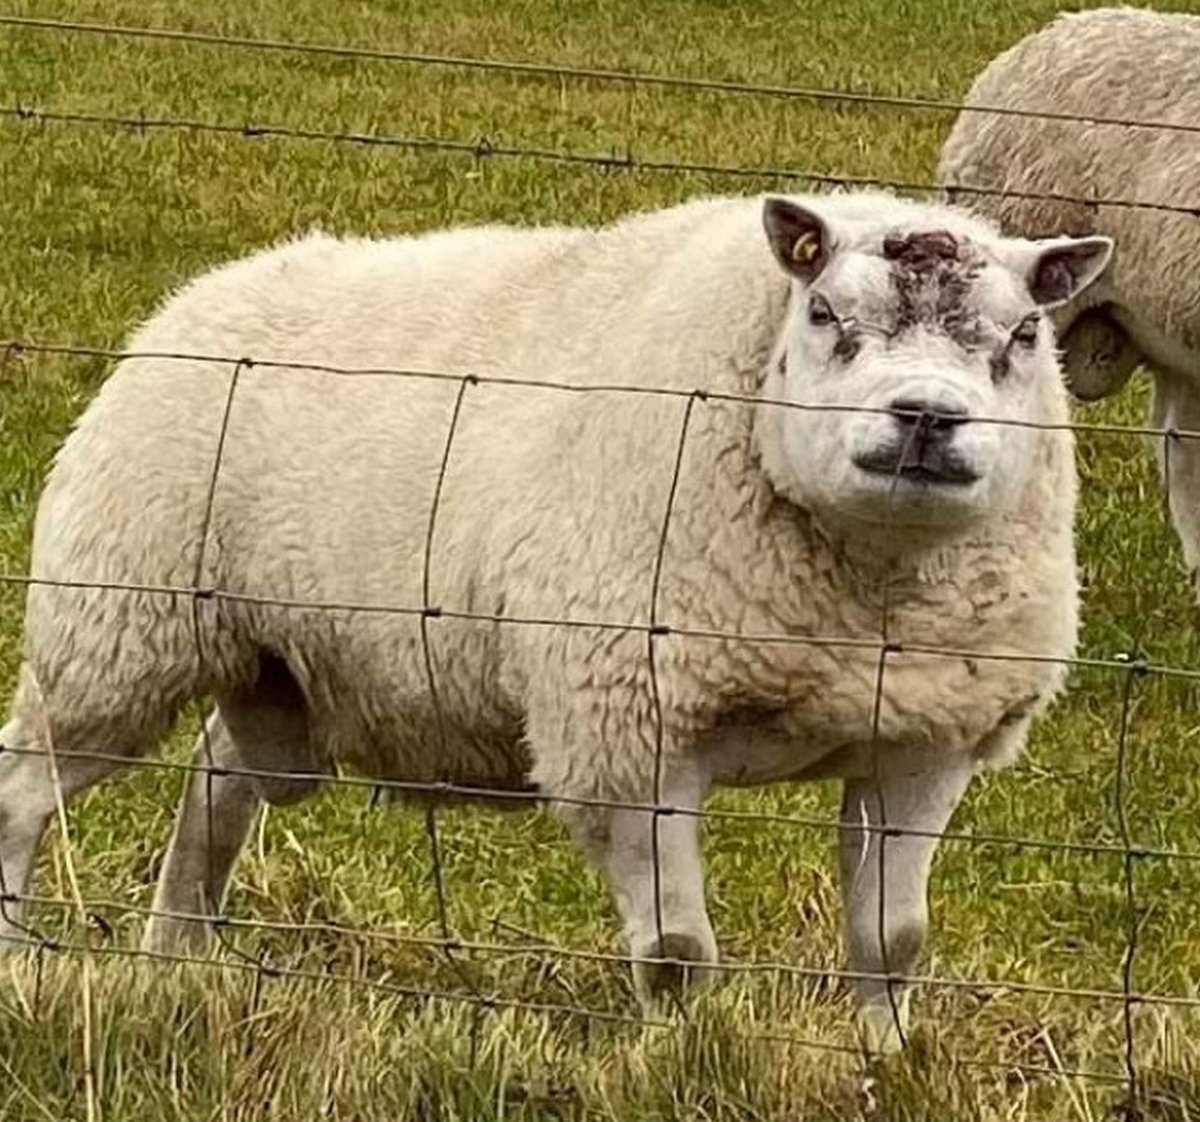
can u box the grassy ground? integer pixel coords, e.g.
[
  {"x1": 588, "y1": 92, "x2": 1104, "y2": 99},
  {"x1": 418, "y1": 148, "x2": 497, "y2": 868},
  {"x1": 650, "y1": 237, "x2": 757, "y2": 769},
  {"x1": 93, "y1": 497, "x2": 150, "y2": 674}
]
[{"x1": 3, "y1": 0, "x2": 1200, "y2": 1118}]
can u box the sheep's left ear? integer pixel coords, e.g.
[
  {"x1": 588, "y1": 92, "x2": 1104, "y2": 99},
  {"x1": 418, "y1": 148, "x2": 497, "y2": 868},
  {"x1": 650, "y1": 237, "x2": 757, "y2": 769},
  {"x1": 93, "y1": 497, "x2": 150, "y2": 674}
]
[
  {"x1": 1024, "y1": 236, "x2": 1114, "y2": 308},
  {"x1": 762, "y1": 197, "x2": 834, "y2": 282}
]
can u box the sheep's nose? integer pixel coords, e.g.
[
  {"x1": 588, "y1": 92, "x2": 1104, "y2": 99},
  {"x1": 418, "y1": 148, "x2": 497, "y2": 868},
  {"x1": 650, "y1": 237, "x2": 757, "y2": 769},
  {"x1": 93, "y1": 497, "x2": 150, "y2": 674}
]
[{"x1": 888, "y1": 398, "x2": 968, "y2": 447}]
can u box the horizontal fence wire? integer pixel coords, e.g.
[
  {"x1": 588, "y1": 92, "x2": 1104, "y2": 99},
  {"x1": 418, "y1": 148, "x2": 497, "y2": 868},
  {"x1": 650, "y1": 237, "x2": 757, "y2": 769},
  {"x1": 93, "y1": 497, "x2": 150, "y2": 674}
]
[
  {"x1": 12, "y1": 890, "x2": 1200, "y2": 1014},
  {"x1": 2, "y1": 104, "x2": 1199, "y2": 221},
  {"x1": 4, "y1": 339, "x2": 1200, "y2": 444},
  {"x1": 7, "y1": 572, "x2": 1194, "y2": 685},
  {"x1": 3, "y1": 13, "x2": 1200, "y2": 138},
  {"x1": 0, "y1": 927, "x2": 1125, "y2": 1086},
  {"x1": 0, "y1": 24, "x2": 1195, "y2": 1100},
  {"x1": 1, "y1": 740, "x2": 1196, "y2": 866}
]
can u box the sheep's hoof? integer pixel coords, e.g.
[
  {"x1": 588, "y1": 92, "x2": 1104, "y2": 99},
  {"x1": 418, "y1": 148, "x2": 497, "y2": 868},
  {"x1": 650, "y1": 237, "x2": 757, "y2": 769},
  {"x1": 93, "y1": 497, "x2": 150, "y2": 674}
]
[
  {"x1": 632, "y1": 932, "x2": 716, "y2": 1008},
  {"x1": 855, "y1": 992, "x2": 911, "y2": 1059}
]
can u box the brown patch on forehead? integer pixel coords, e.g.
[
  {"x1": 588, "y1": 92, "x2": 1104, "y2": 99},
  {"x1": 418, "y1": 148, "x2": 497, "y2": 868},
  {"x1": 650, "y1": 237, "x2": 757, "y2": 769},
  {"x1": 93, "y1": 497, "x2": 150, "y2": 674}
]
[
  {"x1": 883, "y1": 229, "x2": 983, "y2": 340},
  {"x1": 883, "y1": 230, "x2": 961, "y2": 271}
]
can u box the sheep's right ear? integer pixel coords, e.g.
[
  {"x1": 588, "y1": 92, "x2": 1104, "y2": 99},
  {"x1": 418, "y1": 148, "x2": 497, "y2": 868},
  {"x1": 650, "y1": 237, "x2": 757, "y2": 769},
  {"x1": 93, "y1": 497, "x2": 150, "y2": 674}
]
[
  {"x1": 763, "y1": 198, "x2": 833, "y2": 282},
  {"x1": 1025, "y1": 236, "x2": 1115, "y2": 308}
]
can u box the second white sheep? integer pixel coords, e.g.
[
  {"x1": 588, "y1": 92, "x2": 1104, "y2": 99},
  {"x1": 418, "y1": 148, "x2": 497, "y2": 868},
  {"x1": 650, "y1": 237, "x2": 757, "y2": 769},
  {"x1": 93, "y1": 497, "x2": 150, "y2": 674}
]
[{"x1": 939, "y1": 8, "x2": 1200, "y2": 576}]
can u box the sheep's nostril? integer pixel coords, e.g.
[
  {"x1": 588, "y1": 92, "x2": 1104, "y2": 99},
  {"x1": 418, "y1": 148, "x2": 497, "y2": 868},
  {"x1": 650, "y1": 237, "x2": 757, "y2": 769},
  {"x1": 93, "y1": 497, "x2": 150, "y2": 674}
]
[
  {"x1": 854, "y1": 396, "x2": 981, "y2": 484},
  {"x1": 888, "y1": 398, "x2": 968, "y2": 433}
]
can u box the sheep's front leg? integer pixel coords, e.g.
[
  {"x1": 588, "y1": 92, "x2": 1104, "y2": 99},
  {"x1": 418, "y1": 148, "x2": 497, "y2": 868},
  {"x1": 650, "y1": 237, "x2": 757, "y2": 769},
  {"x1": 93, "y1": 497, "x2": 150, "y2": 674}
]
[
  {"x1": 557, "y1": 758, "x2": 715, "y2": 1008},
  {"x1": 839, "y1": 752, "x2": 975, "y2": 1055},
  {"x1": 1150, "y1": 367, "x2": 1200, "y2": 586}
]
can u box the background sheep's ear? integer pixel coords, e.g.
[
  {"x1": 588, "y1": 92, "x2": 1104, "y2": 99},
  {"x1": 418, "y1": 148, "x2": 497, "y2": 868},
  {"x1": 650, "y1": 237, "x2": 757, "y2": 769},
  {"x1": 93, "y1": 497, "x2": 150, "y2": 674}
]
[
  {"x1": 1026, "y1": 236, "x2": 1114, "y2": 308},
  {"x1": 762, "y1": 197, "x2": 833, "y2": 282}
]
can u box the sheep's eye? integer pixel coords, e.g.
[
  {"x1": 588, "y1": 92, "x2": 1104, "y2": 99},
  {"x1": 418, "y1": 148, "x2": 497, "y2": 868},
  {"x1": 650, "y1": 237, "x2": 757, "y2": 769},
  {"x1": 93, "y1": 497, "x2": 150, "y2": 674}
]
[
  {"x1": 808, "y1": 295, "x2": 836, "y2": 327},
  {"x1": 1012, "y1": 313, "x2": 1040, "y2": 347}
]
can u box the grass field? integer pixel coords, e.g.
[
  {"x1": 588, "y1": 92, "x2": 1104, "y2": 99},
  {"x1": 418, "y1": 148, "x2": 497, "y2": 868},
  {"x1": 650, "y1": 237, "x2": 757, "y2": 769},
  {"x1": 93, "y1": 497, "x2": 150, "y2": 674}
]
[{"x1": 3, "y1": 0, "x2": 1200, "y2": 1118}]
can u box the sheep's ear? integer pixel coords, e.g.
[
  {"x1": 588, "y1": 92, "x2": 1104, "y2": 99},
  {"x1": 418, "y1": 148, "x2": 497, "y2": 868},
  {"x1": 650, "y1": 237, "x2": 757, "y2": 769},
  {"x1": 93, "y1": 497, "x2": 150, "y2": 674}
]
[
  {"x1": 762, "y1": 198, "x2": 833, "y2": 282},
  {"x1": 1025, "y1": 236, "x2": 1114, "y2": 308}
]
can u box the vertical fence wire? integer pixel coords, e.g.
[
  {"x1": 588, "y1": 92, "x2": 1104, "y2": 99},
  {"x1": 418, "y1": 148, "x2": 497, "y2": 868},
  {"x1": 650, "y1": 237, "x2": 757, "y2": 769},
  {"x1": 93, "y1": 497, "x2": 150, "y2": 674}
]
[
  {"x1": 862, "y1": 408, "x2": 939, "y2": 1057},
  {"x1": 418, "y1": 373, "x2": 483, "y2": 1002},
  {"x1": 646, "y1": 390, "x2": 701, "y2": 984},
  {"x1": 1113, "y1": 657, "x2": 1145, "y2": 1117},
  {"x1": 185, "y1": 358, "x2": 279, "y2": 994},
  {"x1": 0, "y1": 344, "x2": 55, "y2": 957},
  {"x1": 22, "y1": 669, "x2": 97, "y2": 1121}
]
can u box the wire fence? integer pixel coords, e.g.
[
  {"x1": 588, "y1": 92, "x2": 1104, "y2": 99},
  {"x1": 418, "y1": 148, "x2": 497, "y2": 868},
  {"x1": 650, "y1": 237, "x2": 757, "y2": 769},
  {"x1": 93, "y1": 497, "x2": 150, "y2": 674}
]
[
  {"x1": 4, "y1": 12, "x2": 1200, "y2": 137},
  {"x1": 0, "y1": 11, "x2": 1198, "y2": 1116},
  {"x1": 0, "y1": 337, "x2": 1179, "y2": 1096},
  {"x1": 5, "y1": 103, "x2": 1200, "y2": 221}
]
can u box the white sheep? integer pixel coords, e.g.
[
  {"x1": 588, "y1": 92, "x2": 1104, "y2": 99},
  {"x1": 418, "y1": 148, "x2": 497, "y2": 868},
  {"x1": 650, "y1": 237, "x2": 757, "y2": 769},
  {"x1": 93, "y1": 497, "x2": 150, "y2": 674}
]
[
  {"x1": 0, "y1": 190, "x2": 1111, "y2": 1052},
  {"x1": 938, "y1": 7, "x2": 1200, "y2": 575}
]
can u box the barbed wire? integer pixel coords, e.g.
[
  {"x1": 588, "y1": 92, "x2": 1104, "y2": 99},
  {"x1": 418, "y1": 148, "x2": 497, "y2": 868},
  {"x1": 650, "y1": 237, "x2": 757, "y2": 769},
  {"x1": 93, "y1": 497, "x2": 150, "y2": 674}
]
[
  {"x1": 3, "y1": 104, "x2": 1199, "y2": 221},
  {"x1": 2, "y1": 13, "x2": 1200, "y2": 138}
]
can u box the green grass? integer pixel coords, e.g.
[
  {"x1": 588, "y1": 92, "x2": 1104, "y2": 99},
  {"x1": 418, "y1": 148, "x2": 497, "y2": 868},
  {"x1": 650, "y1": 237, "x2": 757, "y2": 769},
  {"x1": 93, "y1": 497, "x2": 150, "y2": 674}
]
[{"x1": 3, "y1": 0, "x2": 1200, "y2": 1118}]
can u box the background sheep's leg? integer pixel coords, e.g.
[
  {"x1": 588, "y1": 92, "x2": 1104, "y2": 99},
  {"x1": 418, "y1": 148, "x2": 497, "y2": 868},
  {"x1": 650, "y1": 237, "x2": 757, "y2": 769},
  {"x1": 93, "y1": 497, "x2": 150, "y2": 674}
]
[
  {"x1": 556, "y1": 760, "x2": 715, "y2": 1007},
  {"x1": 0, "y1": 717, "x2": 126, "y2": 947},
  {"x1": 142, "y1": 711, "x2": 262, "y2": 955},
  {"x1": 1150, "y1": 368, "x2": 1200, "y2": 586},
  {"x1": 838, "y1": 753, "x2": 974, "y2": 1055}
]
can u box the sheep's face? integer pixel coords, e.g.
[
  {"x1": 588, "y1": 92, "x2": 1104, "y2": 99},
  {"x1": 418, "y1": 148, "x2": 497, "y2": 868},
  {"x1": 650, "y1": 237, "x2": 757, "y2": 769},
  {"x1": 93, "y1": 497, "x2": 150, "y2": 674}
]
[{"x1": 759, "y1": 197, "x2": 1112, "y2": 530}]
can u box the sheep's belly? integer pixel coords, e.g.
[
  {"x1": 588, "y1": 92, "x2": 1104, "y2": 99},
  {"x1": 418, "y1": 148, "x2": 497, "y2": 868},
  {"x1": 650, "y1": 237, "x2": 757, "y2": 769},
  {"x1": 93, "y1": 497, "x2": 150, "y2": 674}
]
[
  {"x1": 310, "y1": 705, "x2": 532, "y2": 795},
  {"x1": 703, "y1": 731, "x2": 969, "y2": 787}
]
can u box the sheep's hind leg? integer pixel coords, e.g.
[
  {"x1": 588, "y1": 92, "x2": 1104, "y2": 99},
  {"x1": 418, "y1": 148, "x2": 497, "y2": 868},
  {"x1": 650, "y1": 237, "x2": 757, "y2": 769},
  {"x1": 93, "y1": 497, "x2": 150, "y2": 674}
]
[
  {"x1": 141, "y1": 712, "x2": 261, "y2": 955},
  {"x1": 0, "y1": 715, "x2": 129, "y2": 948},
  {"x1": 143, "y1": 654, "x2": 320, "y2": 955},
  {"x1": 555, "y1": 758, "x2": 716, "y2": 1010},
  {"x1": 838, "y1": 751, "x2": 975, "y2": 1056}
]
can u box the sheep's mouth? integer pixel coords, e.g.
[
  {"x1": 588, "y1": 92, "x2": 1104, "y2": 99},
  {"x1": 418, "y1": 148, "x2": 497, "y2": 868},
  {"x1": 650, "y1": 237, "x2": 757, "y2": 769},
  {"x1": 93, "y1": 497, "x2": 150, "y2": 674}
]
[{"x1": 853, "y1": 449, "x2": 981, "y2": 487}]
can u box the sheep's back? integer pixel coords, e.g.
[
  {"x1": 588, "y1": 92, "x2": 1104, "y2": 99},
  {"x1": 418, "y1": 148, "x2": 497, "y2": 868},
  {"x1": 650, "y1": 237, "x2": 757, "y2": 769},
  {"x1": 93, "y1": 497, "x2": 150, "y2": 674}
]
[
  {"x1": 24, "y1": 201, "x2": 787, "y2": 772},
  {"x1": 938, "y1": 9, "x2": 1200, "y2": 354}
]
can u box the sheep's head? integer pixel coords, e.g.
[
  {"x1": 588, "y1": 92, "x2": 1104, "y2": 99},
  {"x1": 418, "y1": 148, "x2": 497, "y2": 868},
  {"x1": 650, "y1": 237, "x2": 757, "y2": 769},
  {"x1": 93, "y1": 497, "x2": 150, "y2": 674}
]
[{"x1": 758, "y1": 195, "x2": 1113, "y2": 530}]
